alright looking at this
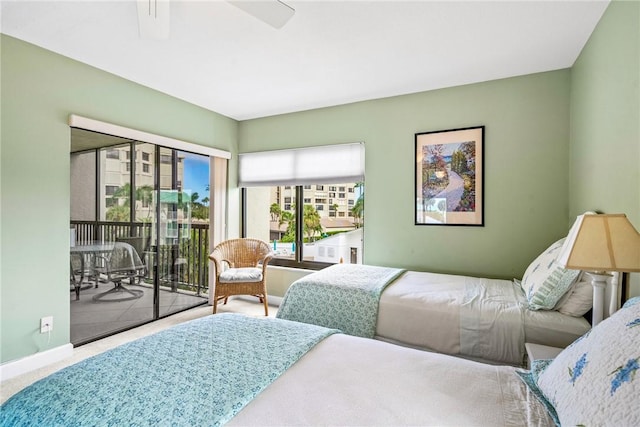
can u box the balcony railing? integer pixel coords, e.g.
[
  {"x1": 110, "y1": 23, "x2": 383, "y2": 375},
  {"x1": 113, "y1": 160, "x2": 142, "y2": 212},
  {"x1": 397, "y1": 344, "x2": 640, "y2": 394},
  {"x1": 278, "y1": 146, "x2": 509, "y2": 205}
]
[{"x1": 71, "y1": 220, "x2": 210, "y2": 296}]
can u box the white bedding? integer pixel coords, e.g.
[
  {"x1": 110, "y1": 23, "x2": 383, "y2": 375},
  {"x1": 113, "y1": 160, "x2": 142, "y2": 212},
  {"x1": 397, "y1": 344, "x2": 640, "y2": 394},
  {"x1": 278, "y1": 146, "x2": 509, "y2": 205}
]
[
  {"x1": 375, "y1": 270, "x2": 590, "y2": 365},
  {"x1": 523, "y1": 307, "x2": 590, "y2": 348},
  {"x1": 230, "y1": 333, "x2": 554, "y2": 426}
]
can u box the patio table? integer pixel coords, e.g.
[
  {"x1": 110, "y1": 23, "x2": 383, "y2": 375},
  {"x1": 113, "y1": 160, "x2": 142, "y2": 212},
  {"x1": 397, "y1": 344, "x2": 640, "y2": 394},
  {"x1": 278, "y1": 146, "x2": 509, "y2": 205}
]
[{"x1": 70, "y1": 242, "x2": 145, "y2": 301}]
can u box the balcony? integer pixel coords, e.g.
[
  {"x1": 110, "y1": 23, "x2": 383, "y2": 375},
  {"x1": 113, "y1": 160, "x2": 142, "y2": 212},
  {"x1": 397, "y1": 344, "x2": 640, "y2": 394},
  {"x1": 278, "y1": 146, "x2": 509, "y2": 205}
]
[{"x1": 70, "y1": 220, "x2": 210, "y2": 345}]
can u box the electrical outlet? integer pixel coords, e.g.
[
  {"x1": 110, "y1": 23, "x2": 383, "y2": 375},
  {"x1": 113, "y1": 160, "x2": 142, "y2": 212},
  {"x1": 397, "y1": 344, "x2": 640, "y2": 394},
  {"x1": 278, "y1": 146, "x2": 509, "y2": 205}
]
[{"x1": 40, "y1": 316, "x2": 53, "y2": 334}]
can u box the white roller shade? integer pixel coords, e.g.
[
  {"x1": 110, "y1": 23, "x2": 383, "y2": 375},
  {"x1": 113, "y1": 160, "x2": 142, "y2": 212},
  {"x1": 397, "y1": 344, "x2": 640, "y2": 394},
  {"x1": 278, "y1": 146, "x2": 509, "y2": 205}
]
[{"x1": 239, "y1": 142, "x2": 364, "y2": 187}]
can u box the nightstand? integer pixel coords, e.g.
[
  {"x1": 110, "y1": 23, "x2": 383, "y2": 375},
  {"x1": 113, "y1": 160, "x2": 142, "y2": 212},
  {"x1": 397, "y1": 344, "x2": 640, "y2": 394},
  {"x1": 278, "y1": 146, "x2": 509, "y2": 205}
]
[{"x1": 525, "y1": 343, "x2": 564, "y2": 369}]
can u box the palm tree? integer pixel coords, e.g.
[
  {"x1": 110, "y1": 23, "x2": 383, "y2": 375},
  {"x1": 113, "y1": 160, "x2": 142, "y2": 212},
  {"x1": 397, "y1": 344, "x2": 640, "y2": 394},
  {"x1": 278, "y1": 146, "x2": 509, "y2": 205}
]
[
  {"x1": 280, "y1": 204, "x2": 323, "y2": 242},
  {"x1": 302, "y1": 204, "x2": 323, "y2": 241},
  {"x1": 107, "y1": 183, "x2": 155, "y2": 221},
  {"x1": 105, "y1": 204, "x2": 129, "y2": 222},
  {"x1": 351, "y1": 181, "x2": 365, "y2": 227},
  {"x1": 270, "y1": 203, "x2": 282, "y2": 221}
]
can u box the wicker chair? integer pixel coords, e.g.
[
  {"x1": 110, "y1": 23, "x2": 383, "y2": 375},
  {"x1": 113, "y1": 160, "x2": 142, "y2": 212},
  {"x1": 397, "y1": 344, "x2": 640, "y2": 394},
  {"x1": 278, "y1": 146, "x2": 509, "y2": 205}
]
[{"x1": 209, "y1": 238, "x2": 273, "y2": 316}]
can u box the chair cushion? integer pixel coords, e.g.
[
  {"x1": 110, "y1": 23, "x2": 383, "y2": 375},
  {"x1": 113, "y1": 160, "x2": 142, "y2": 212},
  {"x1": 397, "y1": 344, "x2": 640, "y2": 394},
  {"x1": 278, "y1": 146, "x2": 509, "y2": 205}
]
[{"x1": 219, "y1": 267, "x2": 263, "y2": 283}]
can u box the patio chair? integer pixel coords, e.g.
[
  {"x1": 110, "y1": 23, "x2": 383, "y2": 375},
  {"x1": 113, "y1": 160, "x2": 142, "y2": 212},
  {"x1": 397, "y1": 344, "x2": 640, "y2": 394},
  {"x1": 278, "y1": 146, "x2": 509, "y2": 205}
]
[
  {"x1": 209, "y1": 238, "x2": 273, "y2": 316},
  {"x1": 92, "y1": 242, "x2": 146, "y2": 302},
  {"x1": 70, "y1": 252, "x2": 92, "y2": 300},
  {"x1": 116, "y1": 236, "x2": 151, "y2": 283}
]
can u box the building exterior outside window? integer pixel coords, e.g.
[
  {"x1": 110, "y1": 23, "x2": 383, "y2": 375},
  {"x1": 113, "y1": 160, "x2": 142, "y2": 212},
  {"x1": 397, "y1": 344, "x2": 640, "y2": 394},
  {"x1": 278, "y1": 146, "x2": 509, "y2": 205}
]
[{"x1": 245, "y1": 182, "x2": 364, "y2": 267}]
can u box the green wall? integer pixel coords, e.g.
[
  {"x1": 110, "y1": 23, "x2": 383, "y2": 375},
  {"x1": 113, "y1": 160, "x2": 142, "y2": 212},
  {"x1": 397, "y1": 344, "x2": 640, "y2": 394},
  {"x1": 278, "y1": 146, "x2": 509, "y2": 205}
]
[
  {"x1": 569, "y1": 0, "x2": 640, "y2": 296},
  {"x1": 2, "y1": 0, "x2": 637, "y2": 367},
  {"x1": 240, "y1": 70, "x2": 573, "y2": 279},
  {"x1": 0, "y1": 35, "x2": 238, "y2": 364}
]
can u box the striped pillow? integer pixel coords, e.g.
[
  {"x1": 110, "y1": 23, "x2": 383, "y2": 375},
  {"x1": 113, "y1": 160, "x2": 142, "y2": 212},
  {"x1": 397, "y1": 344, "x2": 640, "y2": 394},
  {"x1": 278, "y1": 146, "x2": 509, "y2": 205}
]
[{"x1": 521, "y1": 238, "x2": 581, "y2": 310}]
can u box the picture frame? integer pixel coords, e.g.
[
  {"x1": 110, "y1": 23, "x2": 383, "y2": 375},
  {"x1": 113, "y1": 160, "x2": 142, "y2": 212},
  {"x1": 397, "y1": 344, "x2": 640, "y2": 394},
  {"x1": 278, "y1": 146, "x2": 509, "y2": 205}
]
[{"x1": 415, "y1": 126, "x2": 484, "y2": 226}]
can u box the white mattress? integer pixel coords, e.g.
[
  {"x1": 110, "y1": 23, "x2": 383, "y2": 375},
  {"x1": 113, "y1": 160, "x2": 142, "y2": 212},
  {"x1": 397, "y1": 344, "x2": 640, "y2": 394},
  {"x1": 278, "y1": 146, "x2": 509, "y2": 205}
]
[
  {"x1": 375, "y1": 270, "x2": 590, "y2": 365},
  {"x1": 523, "y1": 308, "x2": 590, "y2": 348},
  {"x1": 230, "y1": 333, "x2": 554, "y2": 426}
]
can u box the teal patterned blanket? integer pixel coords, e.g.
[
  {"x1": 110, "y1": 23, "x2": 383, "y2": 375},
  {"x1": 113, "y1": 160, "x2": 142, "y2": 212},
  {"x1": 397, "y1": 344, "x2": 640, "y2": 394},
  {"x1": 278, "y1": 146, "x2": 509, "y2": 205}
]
[
  {"x1": 276, "y1": 264, "x2": 406, "y2": 338},
  {"x1": 0, "y1": 314, "x2": 337, "y2": 427}
]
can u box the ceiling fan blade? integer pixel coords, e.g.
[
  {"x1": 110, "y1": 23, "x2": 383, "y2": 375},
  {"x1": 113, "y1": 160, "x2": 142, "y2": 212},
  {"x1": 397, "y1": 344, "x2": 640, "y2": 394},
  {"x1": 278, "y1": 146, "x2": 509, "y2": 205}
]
[
  {"x1": 228, "y1": 1, "x2": 295, "y2": 29},
  {"x1": 137, "y1": 0, "x2": 170, "y2": 40}
]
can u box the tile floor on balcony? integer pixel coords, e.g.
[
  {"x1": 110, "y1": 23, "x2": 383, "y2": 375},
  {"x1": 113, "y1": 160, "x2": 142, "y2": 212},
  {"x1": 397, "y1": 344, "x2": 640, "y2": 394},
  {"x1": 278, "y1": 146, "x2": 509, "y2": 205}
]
[{"x1": 70, "y1": 280, "x2": 208, "y2": 345}]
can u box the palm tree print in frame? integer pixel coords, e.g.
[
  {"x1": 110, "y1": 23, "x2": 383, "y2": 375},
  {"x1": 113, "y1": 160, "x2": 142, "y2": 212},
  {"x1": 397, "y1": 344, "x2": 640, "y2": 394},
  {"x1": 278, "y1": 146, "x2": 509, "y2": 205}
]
[{"x1": 415, "y1": 126, "x2": 484, "y2": 226}]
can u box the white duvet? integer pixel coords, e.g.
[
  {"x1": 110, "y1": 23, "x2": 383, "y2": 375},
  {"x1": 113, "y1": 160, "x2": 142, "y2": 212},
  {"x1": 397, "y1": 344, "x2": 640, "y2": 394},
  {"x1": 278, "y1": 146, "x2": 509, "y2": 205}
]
[{"x1": 230, "y1": 333, "x2": 554, "y2": 426}]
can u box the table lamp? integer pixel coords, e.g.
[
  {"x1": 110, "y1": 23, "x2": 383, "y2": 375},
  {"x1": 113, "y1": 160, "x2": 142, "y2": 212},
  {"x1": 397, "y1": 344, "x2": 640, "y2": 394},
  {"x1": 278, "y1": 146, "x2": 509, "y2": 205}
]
[{"x1": 556, "y1": 213, "x2": 640, "y2": 325}]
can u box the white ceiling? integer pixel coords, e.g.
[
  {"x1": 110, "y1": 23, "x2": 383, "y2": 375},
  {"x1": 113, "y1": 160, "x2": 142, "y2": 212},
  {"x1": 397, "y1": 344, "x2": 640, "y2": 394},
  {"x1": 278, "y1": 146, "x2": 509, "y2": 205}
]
[{"x1": 1, "y1": 0, "x2": 610, "y2": 121}]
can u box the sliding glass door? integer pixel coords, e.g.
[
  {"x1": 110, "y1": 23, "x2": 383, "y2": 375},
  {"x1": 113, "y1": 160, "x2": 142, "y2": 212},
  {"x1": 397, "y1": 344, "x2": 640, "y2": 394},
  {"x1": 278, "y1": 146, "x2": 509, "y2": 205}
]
[{"x1": 70, "y1": 132, "x2": 210, "y2": 345}]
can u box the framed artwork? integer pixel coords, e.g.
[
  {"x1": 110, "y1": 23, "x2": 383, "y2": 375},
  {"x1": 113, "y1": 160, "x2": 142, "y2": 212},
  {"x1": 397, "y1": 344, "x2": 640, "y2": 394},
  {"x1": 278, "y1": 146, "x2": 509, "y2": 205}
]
[{"x1": 415, "y1": 125, "x2": 484, "y2": 226}]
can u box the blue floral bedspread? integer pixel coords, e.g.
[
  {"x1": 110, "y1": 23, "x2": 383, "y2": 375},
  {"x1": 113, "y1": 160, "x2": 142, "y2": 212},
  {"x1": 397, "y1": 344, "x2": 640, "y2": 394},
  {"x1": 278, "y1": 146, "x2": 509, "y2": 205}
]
[
  {"x1": 0, "y1": 314, "x2": 337, "y2": 427},
  {"x1": 276, "y1": 264, "x2": 406, "y2": 338}
]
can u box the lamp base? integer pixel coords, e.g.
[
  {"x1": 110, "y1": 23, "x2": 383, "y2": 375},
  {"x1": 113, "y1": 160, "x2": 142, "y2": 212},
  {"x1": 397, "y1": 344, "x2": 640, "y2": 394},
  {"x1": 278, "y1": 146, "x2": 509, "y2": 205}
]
[{"x1": 585, "y1": 272, "x2": 612, "y2": 326}]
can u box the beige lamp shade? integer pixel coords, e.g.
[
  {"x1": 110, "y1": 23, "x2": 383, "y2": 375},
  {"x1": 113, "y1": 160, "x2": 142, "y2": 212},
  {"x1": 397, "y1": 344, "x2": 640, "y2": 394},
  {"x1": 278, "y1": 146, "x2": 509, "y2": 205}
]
[{"x1": 557, "y1": 213, "x2": 640, "y2": 272}]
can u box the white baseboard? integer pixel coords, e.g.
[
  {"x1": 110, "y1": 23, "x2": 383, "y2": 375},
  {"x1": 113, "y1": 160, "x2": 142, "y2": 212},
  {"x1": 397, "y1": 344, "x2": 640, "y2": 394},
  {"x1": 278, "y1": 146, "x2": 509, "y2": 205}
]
[
  {"x1": 269, "y1": 295, "x2": 283, "y2": 306},
  {"x1": 237, "y1": 294, "x2": 282, "y2": 306},
  {"x1": 209, "y1": 294, "x2": 283, "y2": 307},
  {"x1": 0, "y1": 344, "x2": 74, "y2": 382}
]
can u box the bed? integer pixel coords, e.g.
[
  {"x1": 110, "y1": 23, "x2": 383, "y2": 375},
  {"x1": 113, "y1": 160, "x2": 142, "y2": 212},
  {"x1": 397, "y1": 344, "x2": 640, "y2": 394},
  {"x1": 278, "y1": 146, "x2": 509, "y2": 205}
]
[
  {"x1": 276, "y1": 238, "x2": 613, "y2": 366},
  {"x1": 2, "y1": 301, "x2": 638, "y2": 426}
]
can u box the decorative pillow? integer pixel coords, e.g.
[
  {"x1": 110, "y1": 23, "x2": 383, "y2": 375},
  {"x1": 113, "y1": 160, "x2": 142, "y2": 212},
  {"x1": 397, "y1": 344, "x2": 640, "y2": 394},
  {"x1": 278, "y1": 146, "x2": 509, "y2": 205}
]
[
  {"x1": 623, "y1": 296, "x2": 640, "y2": 308},
  {"x1": 553, "y1": 279, "x2": 593, "y2": 317},
  {"x1": 521, "y1": 301, "x2": 640, "y2": 426},
  {"x1": 521, "y1": 238, "x2": 581, "y2": 310}
]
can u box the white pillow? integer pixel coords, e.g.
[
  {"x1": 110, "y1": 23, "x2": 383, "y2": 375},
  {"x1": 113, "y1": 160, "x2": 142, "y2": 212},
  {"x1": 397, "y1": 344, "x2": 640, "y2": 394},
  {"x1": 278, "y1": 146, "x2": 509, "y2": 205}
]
[
  {"x1": 520, "y1": 301, "x2": 640, "y2": 426},
  {"x1": 521, "y1": 238, "x2": 581, "y2": 310},
  {"x1": 553, "y1": 280, "x2": 593, "y2": 317}
]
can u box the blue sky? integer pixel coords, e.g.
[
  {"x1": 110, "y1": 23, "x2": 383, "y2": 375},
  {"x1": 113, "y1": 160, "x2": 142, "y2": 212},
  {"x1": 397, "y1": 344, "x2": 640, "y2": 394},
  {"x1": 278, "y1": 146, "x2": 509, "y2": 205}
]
[{"x1": 182, "y1": 152, "x2": 209, "y2": 205}]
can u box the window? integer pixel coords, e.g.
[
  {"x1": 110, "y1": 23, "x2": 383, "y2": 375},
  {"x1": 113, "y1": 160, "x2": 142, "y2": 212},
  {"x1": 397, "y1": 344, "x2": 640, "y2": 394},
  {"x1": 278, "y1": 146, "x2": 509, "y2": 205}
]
[
  {"x1": 105, "y1": 185, "x2": 119, "y2": 196},
  {"x1": 239, "y1": 142, "x2": 365, "y2": 268},
  {"x1": 245, "y1": 182, "x2": 364, "y2": 268},
  {"x1": 160, "y1": 154, "x2": 172, "y2": 164},
  {"x1": 142, "y1": 152, "x2": 150, "y2": 162},
  {"x1": 143, "y1": 164, "x2": 150, "y2": 173},
  {"x1": 106, "y1": 149, "x2": 120, "y2": 159}
]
